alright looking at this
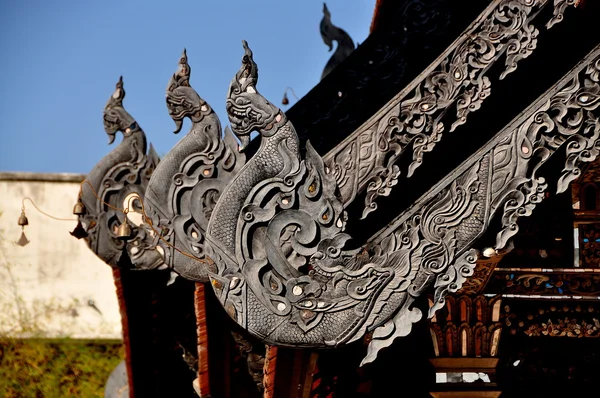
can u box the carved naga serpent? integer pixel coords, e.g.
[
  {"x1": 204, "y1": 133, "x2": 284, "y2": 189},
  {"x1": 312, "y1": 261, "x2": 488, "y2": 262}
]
[
  {"x1": 206, "y1": 42, "x2": 405, "y2": 365},
  {"x1": 143, "y1": 49, "x2": 269, "y2": 394},
  {"x1": 206, "y1": 42, "x2": 600, "y2": 367},
  {"x1": 320, "y1": 2, "x2": 355, "y2": 80},
  {"x1": 77, "y1": 77, "x2": 163, "y2": 269},
  {"x1": 144, "y1": 49, "x2": 245, "y2": 281}
]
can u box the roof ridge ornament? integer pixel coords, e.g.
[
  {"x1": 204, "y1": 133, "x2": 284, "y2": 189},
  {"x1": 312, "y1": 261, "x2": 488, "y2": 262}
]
[{"x1": 320, "y1": 2, "x2": 356, "y2": 80}]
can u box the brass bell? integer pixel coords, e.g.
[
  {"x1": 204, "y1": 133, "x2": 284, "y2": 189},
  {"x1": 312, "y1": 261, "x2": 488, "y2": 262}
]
[
  {"x1": 73, "y1": 199, "x2": 86, "y2": 216},
  {"x1": 116, "y1": 219, "x2": 132, "y2": 240},
  {"x1": 281, "y1": 92, "x2": 289, "y2": 105},
  {"x1": 18, "y1": 211, "x2": 28, "y2": 227}
]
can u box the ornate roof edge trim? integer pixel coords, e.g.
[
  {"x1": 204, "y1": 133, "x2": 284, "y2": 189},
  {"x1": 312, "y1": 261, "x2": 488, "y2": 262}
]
[
  {"x1": 367, "y1": 43, "x2": 600, "y2": 249},
  {"x1": 77, "y1": 77, "x2": 163, "y2": 269},
  {"x1": 327, "y1": 0, "x2": 503, "y2": 159},
  {"x1": 359, "y1": 43, "x2": 600, "y2": 364},
  {"x1": 369, "y1": 42, "x2": 600, "y2": 249},
  {"x1": 323, "y1": 0, "x2": 575, "y2": 217}
]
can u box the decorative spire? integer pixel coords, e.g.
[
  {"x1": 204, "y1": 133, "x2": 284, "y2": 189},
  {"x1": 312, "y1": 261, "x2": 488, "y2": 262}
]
[
  {"x1": 231, "y1": 40, "x2": 258, "y2": 95},
  {"x1": 107, "y1": 76, "x2": 125, "y2": 109},
  {"x1": 166, "y1": 48, "x2": 212, "y2": 134},
  {"x1": 168, "y1": 48, "x2": 191, "y2": 91}
]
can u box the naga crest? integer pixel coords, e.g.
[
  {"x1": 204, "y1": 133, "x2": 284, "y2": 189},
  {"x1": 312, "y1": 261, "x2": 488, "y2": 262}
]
[
  {"x1": 103, "y1": 76, "x2": 136, "y2": 144},
  {"x1": 77, "y1": 77, "x2": 163, "y2": 270},
  {"x1": 226, "y1": 40, "x2": 286, "y2": 150},
  {"x1": 320, "y1": 3, "x2": 335, "y2": 51},
  {"x1": 144, "y1": 49, "x2": 245, "y2": 281}
]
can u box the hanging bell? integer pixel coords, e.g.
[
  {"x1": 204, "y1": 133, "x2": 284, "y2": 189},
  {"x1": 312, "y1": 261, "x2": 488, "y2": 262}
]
[
  {"x1": 116, "y1": 219, "x2": 132, "y2": 240},
  {"x1": 70, "y1": 220, "x2": 89, "y2": 239},
  {"x1": 73, "y1": 199, "x2": 86, "y2": 216},
  {"x1": 17, "y1": 231, "x2": 30, "y2": 247},
  {"x1": 18, "y1": 211, "x2": 29, "y2": 227},
  {"x1": 281, "y1": 92, "x2": 289, "y2": 106}
]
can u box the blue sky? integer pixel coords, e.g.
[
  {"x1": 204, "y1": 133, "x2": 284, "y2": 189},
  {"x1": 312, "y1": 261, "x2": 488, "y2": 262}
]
[{"x1": 0, "y1": 0, "x2": 375, "y2": 173}]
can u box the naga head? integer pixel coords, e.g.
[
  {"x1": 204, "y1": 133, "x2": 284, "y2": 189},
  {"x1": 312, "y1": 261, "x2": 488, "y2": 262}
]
[
  {"x1": 103, "y1": 77, "x2": 138, "y2": 144},
  {"x1": 320, "y1": 3, "x2": 333, "y2": 51},
  {"x1": 226, "y1": 40, "x2": 285, "y2": 151},
  {"x1": 166, "y1": 49, "x2": 212, "y2": 134}
]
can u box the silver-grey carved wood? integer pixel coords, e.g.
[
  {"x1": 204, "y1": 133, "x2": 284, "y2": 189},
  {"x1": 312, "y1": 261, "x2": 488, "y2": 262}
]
[
  {"x1": 144, "y1": 49, "x2": 245, "y2": 281},
  {"x1": 320, "y1": 0, "x2": 576, "y2": 218},
  {"x1": 142, "y1": 49, "x2": 267, "y2": 393},
  {"x1": 77, "y1": 77, "x2": 163, "y2": 269},
  {"x1": 363, "y1": 45, "x2": 600, "y2": 363},
  {"x1": 203, "y1": 40, "x2": 600, "y2": 366},
  {"x1": 320, "y1": 2, "x2": 356, "y2": 80}
]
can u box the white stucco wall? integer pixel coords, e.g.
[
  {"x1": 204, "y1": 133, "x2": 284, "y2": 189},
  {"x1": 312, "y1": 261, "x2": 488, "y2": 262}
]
[{"x1": 0, "y1": 172, "x2": 122, "y2": 339}]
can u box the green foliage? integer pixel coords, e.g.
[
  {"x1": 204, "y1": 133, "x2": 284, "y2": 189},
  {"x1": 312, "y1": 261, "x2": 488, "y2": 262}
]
[{"x1": 0, "y1": 338, "x2": 123, "y2": 397}]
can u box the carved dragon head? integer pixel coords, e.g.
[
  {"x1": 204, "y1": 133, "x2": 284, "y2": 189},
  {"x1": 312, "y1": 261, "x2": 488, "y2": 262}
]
[
  {"x1": 166, "y1": 49, "x2": 213, "y2": 134},
  {"x1": 103, "y1": 76, "x2": 138, "y2": 144},
  {"x1": 226, "y1": 41, "x2": 286, "y2": 150}
]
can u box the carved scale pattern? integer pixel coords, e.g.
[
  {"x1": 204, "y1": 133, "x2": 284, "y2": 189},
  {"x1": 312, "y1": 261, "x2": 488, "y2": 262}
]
[
  {"x1": 78, "y1": 77, "x2": 162, "y2": 269},
  {"x1": 205, "y1": 43, "x2": 600, "y2": 366},
  {"x1": 319, "y1": 0, "x2": 576, "y2": 219}
]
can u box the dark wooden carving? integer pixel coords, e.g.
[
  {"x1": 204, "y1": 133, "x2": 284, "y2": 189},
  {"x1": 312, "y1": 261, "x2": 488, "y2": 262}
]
[
  {"x1": 503, "y1": 300, "x2": 600, "y2": 338},
  {"x1": 72, "y1": 0, "x2": 600, "y2": 382},
  {"x1": 77, "y1": 77, "x2": 162, "y2": 270},
  {"x1": 320, "y1": 3, "x2": 355, "y2": 80},
  {"x1": 579, "y1": 223, "x2": 600, "y2": 267},
  {"x1": 200, "y1": 39, "x2": 600, "y2": 366},
  {"x1": 320, "y1": 0, "x2": 577, "y2": 217},
  {"x1": 144, "y1": 49, "x2": 245, "y2": 281}
]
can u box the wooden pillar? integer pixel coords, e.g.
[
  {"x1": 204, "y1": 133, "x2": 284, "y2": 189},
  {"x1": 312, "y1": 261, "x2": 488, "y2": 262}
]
[{"x1": 194, "y1": 283, "x2": 211, "y2": 397}]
